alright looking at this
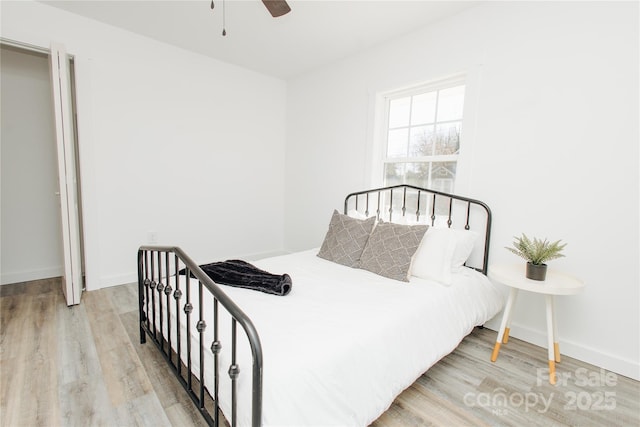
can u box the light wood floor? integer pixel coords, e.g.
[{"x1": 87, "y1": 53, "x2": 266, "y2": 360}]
[{"x1": 1, "y1": 278, "x2": 638, "y2": 426}]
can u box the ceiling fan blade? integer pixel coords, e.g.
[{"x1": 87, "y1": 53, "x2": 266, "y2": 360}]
[{"x1": 262, "y1": 0, "x2": 291, "y2": 17}]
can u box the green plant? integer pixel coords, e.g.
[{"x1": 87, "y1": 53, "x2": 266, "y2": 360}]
[{"x1": 505, "y1": 233, "x2": 566, "y2": 265}]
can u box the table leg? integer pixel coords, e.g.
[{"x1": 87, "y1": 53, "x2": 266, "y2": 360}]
[
  {"x1": 551, "y1": 296, "x2": 561, "y2": 363},
  {"x1": 491, "y1": 288, "x2": 519, "y2": 362},
  {"x1": 545, "y1": 294, "x2": 557, "y2": 385}
]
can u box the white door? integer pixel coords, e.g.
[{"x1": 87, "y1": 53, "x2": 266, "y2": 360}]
[{"x1": 50, "y1": 43, "x2": 82, "y2": 306}]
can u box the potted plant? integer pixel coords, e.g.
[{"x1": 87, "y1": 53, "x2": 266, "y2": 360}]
[{"x1": 506, "y1": 234, "x2": 566, "y2": 281}]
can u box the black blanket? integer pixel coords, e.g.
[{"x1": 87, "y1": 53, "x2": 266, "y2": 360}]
[{"x1": 180, "y1": 259, "x2": 292, "y2": 296}]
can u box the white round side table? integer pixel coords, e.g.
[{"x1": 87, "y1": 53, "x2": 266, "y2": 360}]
[{"x1": 488, "y1": 263, "x2": 585, "y2": 384}]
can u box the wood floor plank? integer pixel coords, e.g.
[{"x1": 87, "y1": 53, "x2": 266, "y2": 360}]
[
  {"x1": 56, "y1": 302, "x2": 103, "y2": 386},
  {"x1": 119, "y1": 310, "x2": 193, "y2": 409},
  {"x1": 58, "y1": 374, "x2": 118, "y2": 427},
  {"x1": 28, "y1": 292, "x2": 61, "y2": 426},
  {"x1": 0, "y1": 277, "x2": 58, "y2": 298},
  {"x1": 0, "y1": 295, "x2": 25, "y2": 364},
  {"x1": 372, "y1": 402, "x2": 427, "y2": 427},
  {"x1": 84, "y1": 289, "x2": 154, "y2": 408},
  {"x1": 1, "y1": 292, "x2": 32, "y2": 426},
  {"x1": 108, "y1": 282, "x2": 140, "y2": 315},
  {"x1": 165, "y1": 401, "x2": 210, "y2": 427},
  {"x1": 113, "y1": 392, "x2": 173, "y2": 426},
  {"x1": 99, "y1": 343, "x2": 155, "y2": 406},
  {"x1": 2, "y1": 291, "x2": 61, "y2": 426},
  {"x1": 411, "y1": 379, "x2": 490, "y2": 426},
  {"x1": 396, "y1": 383, "x2": 490, "y2": 427}
]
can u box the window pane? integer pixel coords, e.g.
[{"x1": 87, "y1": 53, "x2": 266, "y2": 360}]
[
  {"x1": 386, "y1": 128, "x2": 409, "y2": 158},
  {"x1": 395, "y1": 161, "x2": 457, "y2": 193},
  {"x1": 409, "y1": 125, "x2": 435, "y2": 156},
  {"x1": 430, "y1": 161, "x2": 457, "y2": 194},
  {"x1": 388, "y1": 97, "x2": 410, "y2": 128},
  {"x1": 437, "y1": 85, "x2": 465, "y2": 122},
  {"x1": 434, "y1": 122, "x2": 461, "y2": 155},
  {"x1": 404, "y1": 162, "x2": 430, "y2": 188},
  {"x1": 410, "y1": 91, "x2": 437, "y2": 125},
  {"x1": 384, "y1": 163, "x2": 405, "y2": 186}
]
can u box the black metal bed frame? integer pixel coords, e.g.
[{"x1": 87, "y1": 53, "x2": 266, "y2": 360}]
[{"x1": 137, "y1": 185, "x2": 492, "y2": 427}]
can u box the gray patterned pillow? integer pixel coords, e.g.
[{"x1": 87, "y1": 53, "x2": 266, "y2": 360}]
[
  {"x1": 317, "y1": 210, "x2": 376, "y2": 268},
  {"x1": 359, "y1": 221, "x2": 428, "y2": 282}
]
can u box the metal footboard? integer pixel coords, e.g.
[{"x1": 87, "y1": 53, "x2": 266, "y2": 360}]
[{"x1": 137, "y1": 246, "x2": 263, "y2": 427}]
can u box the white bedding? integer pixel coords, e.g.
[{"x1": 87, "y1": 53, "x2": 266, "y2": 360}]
[{"x1": 155, "y1": 249, "x2": 504, "y2": 426}]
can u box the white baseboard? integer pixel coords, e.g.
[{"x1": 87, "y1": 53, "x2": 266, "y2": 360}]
[
  {"x1": 1, "y1": 267, "x2": 63, "y2": 285},
  {"x1": 100, "y1": 272, "x2": 137, "y2": 289},
  {"x1": 484, "y1": 322, "x2": 640, "y2": 381}
]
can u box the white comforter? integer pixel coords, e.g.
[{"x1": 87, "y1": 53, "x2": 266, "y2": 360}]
[{"x1": 160, "y1": 249, "x2": 504, "y2": 426}]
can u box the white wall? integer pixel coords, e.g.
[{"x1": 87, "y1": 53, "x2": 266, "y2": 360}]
[
  {"x1": 1, "y1": 46, "x2": 64, "y2": 284},
  {"x1": 285, "y1": 2, "x2": 639, "y2": 380},
  {"x1": 1, "y1": 1, "x2": 287, "y2": 289}
]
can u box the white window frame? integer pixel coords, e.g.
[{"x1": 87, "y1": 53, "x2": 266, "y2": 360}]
[{"x1": 370, "y1": 74, "x2": 468, "y2": 193}]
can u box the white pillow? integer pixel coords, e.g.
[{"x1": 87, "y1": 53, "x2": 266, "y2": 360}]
[
  {"x1": 449, "y1": 229, "x2": 479, "y2": 272},
  {"x1": 411, "y1": 228, "x2": 457, "y2": 285},
  {"x1": 411, "y1": 227, "x2": 479, "y2": 285}
]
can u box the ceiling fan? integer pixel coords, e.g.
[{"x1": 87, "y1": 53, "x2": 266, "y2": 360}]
[
  {"x1": 260, "y1": 0, "x2": 292, "y2": 18},
  {"x1": 210, "y1": 0, "x2": 291, "y2": 18},
  {"x1": 211, "y1": 0, "x2": 290, "y2": 35}
]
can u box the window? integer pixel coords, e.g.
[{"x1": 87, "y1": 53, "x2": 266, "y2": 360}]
[{"x1": 381, "y1": 79, "x2": 466, "y2": 194}]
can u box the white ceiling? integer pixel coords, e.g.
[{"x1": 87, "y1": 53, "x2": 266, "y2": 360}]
[{"x1": 43, "y1": 0, "x2": 479, "y2": 79}]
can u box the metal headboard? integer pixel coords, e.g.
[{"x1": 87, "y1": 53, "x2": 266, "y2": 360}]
[{"x1": 344, "y1": 184, "x2": 492, "y2": 275}]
